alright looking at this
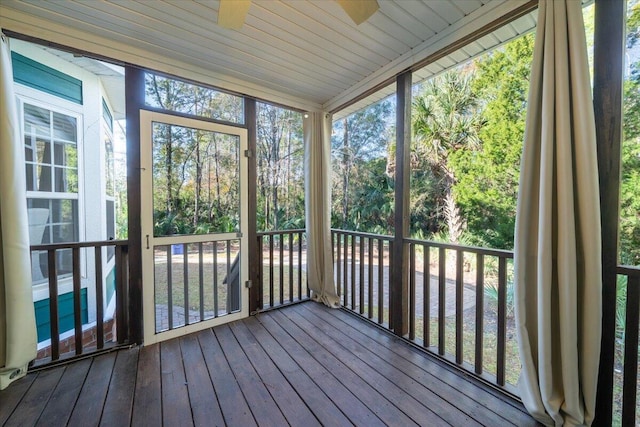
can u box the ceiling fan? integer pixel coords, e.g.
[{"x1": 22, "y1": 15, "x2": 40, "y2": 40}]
[{"x1": 217, "y1": 0, "x2": 380, "y2": 30}]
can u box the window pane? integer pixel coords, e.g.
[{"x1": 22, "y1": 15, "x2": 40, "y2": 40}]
[
  {"x1": 27, "y1": 198, "x2": 78, "y2": 244},
  {"x1": 144, "y1": 73, "x2": 244, "y2": 124},
  {"x1": 54, "y1": 167, "x2": 78, "y2": 192},
  {"x1": 105, "y1": 136, "x2": 114, "y2": 198},
  {"x1": 24, "y1": 103, "x2": 50, "y2": 137},
  {"x1": 152, "y1": 123, "x2": 240, "y2": 236},
  {"x1": 256, "y1": 102, "x2": 304, "y2": 231},
  {"x1": 36, "y1": 139, "x2": 49, "y2": 164},
  {"x1": 36, "y1": 165, "x2": 51, "y2": 192},
  {"x1": 25, "y1": 164, "x2": 34, "y2": 191},
  {"x1": 25, "y1": 144, "x2": 33, "y2": 162},
  {"x1": 107, "y1": 199, "x2": 115, "y2": 259},
  {"x1": 331, "y1": 86, "x2": 396, "y2": 235},
  {"x1": 55, "y1": 224, "x2": 77, "y2": 243},
  {"x1": 53, "y1": 198, "x2": 76, "y2": 223},
  {"x1": 53, "y1": 112, "x2": 77, "y2": 141}
]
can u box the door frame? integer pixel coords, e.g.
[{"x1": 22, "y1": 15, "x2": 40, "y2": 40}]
[{"x1": 139, "y1": 110, "x2": 249, "y2": 345}]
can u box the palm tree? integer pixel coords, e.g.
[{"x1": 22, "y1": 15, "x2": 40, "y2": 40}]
[{"x1": 412, "y1": 71, "x2": 483, "y2": 243}]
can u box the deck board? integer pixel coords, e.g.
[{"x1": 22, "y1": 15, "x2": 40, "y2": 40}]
[
  {"x1": 298, "y1": 303, "x2": 519, "y2": 426},
  {"x1": 4, "y1": 367, "x2": 63, "y2": 426},
  {"x1": 258, "y1": 311, "x2": 388, "y2": 426},
  {"x1": 130, "y1": 343, "x2": 161, "y2": 427},
  {"x1": 317, "y1": 303, "x2": 539, "y2": 427},
  {"x1": 178, "y1": 334, "x2": 226, "y2": 427},
  {"x1": 269, "y1": 309, "x2": 435, "y2": 426},
  {"x1": 67, "y1": 352, "x2": 116, "y2": 427},
  {"x1": 0, "y1": 301, "x2": 537, "y2": 427},
  {"x1": 243, "y1": 316, "x2": 353, "y2": 427},
  {"x1": 100, "y1": 347, "x2": 139, "y2": 426},
  {"x1": 215, "y1": 324, "x2": 289, "y2": 427},
  {"x1": 37, "y1": 358, "x2": 91, "y2": 427},
  {"x1": 280, "y1": 307, "x2": 470, "y2": 426},
  {"x1": 196, "y1": 328, "x2": 257, "y2": 427},
  {"x1": 160, "y1": 339, "x2": 194, "y2": 427},
  {"x1": 0, "y1": 371, "x2": 36, "y2": 425},
  {"x1": 228, "y1": 321, "x2": 322, "y2": 427}
]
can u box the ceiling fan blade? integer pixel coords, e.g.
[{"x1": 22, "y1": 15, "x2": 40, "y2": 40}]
[
  {"x1": 217, "y1": 0, "x2": 251, "y2": 30},
  {"x1": 336, "y1": 0, "x2": 379, "y2": 25}
]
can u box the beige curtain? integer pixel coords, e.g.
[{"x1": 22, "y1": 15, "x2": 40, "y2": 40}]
[
  {"x1": 514, "y1": 1, "x2": 602, "y2": 425},
  {"x1": 304, "y1": 112, "x2": 340, "y2": 308},
  {"x1": 0, "y1": 31, "x2": 37, "y2": 390}
]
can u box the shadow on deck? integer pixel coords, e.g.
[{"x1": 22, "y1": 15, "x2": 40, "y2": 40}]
[{"x1": 0, "y1": 301, "x2": 537, "y2": 426}]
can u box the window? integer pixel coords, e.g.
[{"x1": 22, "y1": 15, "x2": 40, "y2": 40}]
[
  {"x1": 256, "y1": 102, "x2": 304, "y2": 231},
  {"x1": 103, "y1": 101, "x2": 116, "y2": 259},
  {"x1": 144, "y1": 72, "x2": 244, "y2": 124},
  {"x1": 23, "y1": 102, "x2": 80, "y2": 282},
  {"x1": 331, "y1": 88, "x2": 396, "y2": 235}
]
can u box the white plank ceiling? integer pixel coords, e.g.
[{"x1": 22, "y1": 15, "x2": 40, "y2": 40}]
[{"x1": 0, "y1": 0, "x2": 536, "y2": 113}]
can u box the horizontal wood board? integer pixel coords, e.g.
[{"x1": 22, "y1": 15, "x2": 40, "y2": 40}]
[{"x1": 0, "y1": 301, "x2": 536, "y2": 426}]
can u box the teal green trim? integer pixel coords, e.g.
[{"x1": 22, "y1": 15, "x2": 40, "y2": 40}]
[
  {"x1": 106, "y1": 267, "x2": 116, "y2": 305},
  {"x1": 35, "y1": 288, "x2": 88, "y2": 342},
  {"x1": 102, "y1": 98, "x2": 113, "y2": 131},
  {"x1": 12, "y1": 51, "x2": 83, "y2": 105}
]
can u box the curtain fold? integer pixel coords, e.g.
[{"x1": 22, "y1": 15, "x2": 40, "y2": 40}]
[
  {"x1": 304, "y1": 112, "x2": 340, "y2": 308},
  {"x1": 514, "y1": 1, "x2": 602, "y2": 425},
  {"x1": 0, "y1": 31, "x2": 37, "y2": 390}
]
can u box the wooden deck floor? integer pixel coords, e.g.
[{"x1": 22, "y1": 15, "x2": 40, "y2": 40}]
[{"x1": 1, "y1": 301, "x2": 537, "y2": 426}]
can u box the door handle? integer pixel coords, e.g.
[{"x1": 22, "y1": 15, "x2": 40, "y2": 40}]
[{"x1": 146, "y1": 235, "x2": 150, "y2": 250}]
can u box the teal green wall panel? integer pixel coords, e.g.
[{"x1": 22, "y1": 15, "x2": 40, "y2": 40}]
[
  {"x1": 35, "y1": 288, "x2": 88, "y2": 342},
  {"x1": 106, "y1": 267, "x2": 116, "y2": 305},
  {"x1": 12, "y1": 51, "x2": 83, "y2": 104}
]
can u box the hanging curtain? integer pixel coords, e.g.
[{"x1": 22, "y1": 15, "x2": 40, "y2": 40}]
[
  {"x1": 0, "y1": 31, "x2": 37, "y2": 390},
  {"x1": 514, "y1": 1, "x2": 602, "y2": 425},
  {"x1": 304, "y1": 112, "x2": 340, "y2": 308}
]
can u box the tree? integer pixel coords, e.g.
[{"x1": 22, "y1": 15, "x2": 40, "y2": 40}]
[
  {"x1": 620, "y1": 1, "x2": 640, "y2": 265},
  {"x1": 256, "y1": 103, "x2": 304, "y2": 231},
  {"x1": 412, "y1": 71, "x2": 483, "y2": 243},
  {"x1": 449, "y1": 34, "x2": 534, "y2": 249},
  {"x1": 331, "y1": 100, "x2": 393, "y2": 231}
]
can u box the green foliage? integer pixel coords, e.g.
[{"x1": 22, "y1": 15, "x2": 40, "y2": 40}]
[
  {"x1": 331, "y1": 99, "x2": 394, "y2": 233},
  {"x1": 450, "y1": 34, "x2": 534, "y2": 249},
  {"x1": 620, "y1": 1, "x2": 640, "y2": 266},
  {"x1": 412, "y1": 71, "x2": 484, "y2": 243},
  {"x1": 620, "y1": 72, "x2": 640, "y2": 265},
  {"x1": 413, "y1": 71, "x2": 483, "y2": 163}
]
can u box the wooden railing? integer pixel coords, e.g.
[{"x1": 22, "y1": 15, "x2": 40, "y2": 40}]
[
  {"x1": 29, "y1": 240, "x2": 129, "y2": 366},
  {"x1": 152, "y1": 240, "x2": 242, "y2": 333},
  {"x1": 331, "y1": 230, "x2": 393, "y2": 325},
  {"x1": 404, "y1": 238, "x2": 516, "y2": 393},
  {"x1": 330, "y1": 229, "x2": 640, "y2": 422},
  {"x1": 615, "y1": 265, "x2": 640, "y2": 426},
  {"x1": 256, "y1": 229, "x2": 308, "y2": 310}
]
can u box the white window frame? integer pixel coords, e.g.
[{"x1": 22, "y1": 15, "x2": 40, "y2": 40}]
[{"x1": 16, "y1": 87, "x2": 86, "y2": 302}]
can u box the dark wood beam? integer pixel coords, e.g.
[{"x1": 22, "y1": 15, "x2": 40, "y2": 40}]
[
  {"x1": 246, "y1": 98, "x2": 260, "y2": 313},
  {"x1": 593, "y1": 0, "x2": 625, "y2": 424},
  {"x1": 391, "y1": 71, "x2": 412, "y2": 335},
  {"x1": 125, "y1": 66, "x2": 145, "y2": 344}
]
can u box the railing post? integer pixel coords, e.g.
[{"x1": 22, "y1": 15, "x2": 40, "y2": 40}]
[
  {"x1": 391, "y1": 71, "x2": 412, "y2": 336},
  {"x1": 593, "y1": 0, "x2": 625, "y2": 424}
]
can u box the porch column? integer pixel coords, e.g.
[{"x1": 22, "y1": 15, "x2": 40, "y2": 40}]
[
  {"x1": 125, "y1": 66, "x2": 145, "y2": 344},
  {"x1": 391, "y1": 71, "x2": 411, "y2": 335},
  {"x1": 245, "y1": 98, "x2": 261, "y2": 313},
  {"x1": 593, "y1": 0, "x2": 625, "y2": 424}
]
